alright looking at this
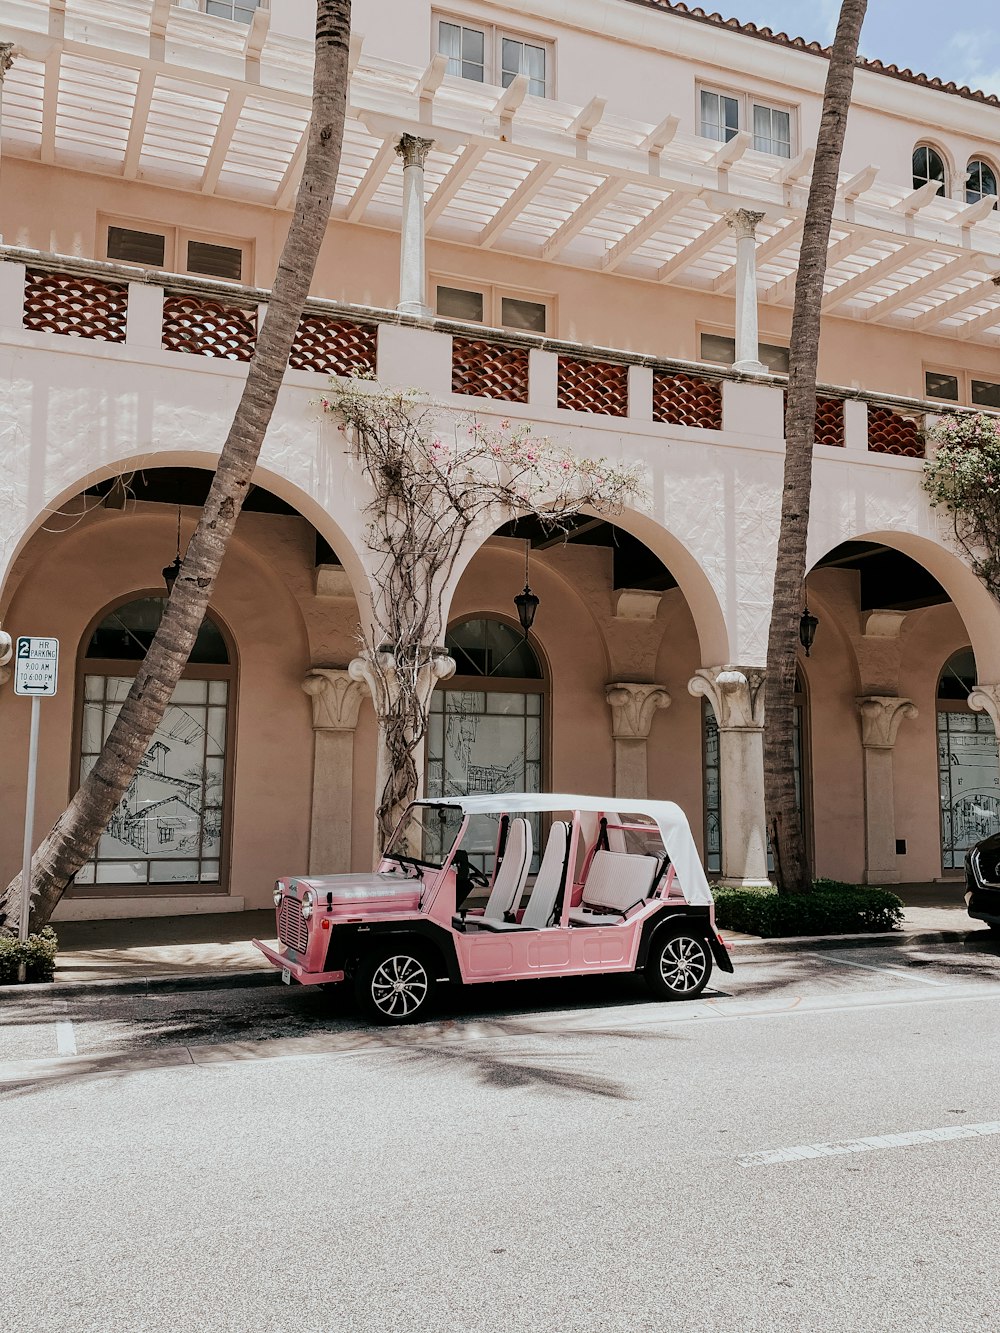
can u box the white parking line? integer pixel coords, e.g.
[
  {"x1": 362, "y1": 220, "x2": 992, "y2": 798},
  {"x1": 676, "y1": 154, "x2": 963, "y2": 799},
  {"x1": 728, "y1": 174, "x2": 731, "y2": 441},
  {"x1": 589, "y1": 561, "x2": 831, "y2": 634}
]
[
  {"x1": 808, "y1": 951, "x2": 949, "y2": 986},
  {"x1": 55, "y1": 1020, "x2": 77, "y2": 1056},
  {"x1": 740, "y1": 1120, "x2": 1000, "y2": 1166}
]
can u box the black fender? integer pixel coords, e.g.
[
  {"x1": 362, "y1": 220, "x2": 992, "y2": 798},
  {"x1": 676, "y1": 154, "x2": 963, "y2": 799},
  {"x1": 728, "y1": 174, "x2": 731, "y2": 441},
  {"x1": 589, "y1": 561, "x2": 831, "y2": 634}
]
[
  {"x1": 637, "y1": 906, "x2": 734, "y2": 974},
  {"x1": 325, "y1": 919, "x2": 462, "y2": 983}
]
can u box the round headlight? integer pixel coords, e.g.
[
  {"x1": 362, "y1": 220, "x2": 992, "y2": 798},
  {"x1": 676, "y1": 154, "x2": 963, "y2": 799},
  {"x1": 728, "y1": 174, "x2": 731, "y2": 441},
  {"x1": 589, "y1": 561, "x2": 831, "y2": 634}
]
[
  {"x1": 300, "y1": 888, "x2": 315, "y2": 920},
  {"x1": 273, "y1": 885, "x2": 283, "y2": 906}
]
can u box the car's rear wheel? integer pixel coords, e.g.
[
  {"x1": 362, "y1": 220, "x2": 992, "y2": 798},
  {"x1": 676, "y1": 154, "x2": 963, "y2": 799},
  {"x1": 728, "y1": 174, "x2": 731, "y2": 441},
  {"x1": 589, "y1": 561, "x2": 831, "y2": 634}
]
[
  {"x1": 354, "y1": 946, "x2": 436, "y2": 1024},
  {"x1": 645, "y1": 931, "x2": 713, "y2": 1000}
]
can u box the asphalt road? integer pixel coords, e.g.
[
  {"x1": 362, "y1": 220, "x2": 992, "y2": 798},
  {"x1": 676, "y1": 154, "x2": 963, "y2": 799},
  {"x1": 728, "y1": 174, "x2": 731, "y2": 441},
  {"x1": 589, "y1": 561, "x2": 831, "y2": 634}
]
[{"x1": 2, "y1": 938, "x2": 999, "y2": 1333}]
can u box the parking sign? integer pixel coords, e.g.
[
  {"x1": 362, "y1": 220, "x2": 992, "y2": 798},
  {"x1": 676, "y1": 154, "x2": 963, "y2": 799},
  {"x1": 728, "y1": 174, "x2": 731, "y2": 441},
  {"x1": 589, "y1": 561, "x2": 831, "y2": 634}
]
[{"x1": 14, "y1": 636, "x2": 59, "y2": 696}]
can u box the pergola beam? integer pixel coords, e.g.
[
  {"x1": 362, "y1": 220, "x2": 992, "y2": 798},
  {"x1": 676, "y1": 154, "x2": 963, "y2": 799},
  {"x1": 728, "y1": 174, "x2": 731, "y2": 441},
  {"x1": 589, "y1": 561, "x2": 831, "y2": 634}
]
[
  {"x1": 541, "y1": 175, "x2": 623, "y2": 261},
  {"x1": 822, "y1": 241, "x2": 935, "y2": 313},
  {"x1": 862, "y1": 254, "x2": 981, "y2": 321},
  {"x1": 601, "y1": 188, "x2": 698, "y2": 272},
  {"x1": 957, "y1": 295, "x2": 1000, "y2": 339},
  {"x1": 343, "y1": 138, "x2": 397, "y2": 223},
  {"x1": 913, "y1": 276, "x2": 1000, "y2": 331},
  {"x1": 425, "y1": 143, "x2": 487, "y2": 226},
  {"x1": 839, "y1": 165, "x2": 880, "y2": 201},
  {"x1": 478, "y1": 161, "x2": 559, "y2": 249},
  {"x1": 200, "y1": 88, "x2": 247, "y2": 194},
  {"x1": 714, "y1": 217, "x2": 803, "y2": 293},
  {"x1": 656, "y1": 212, "x2": 731, "y2": 283},
  {"x1": 764, "y1": 231, "x2": 866, "y2": 304}
]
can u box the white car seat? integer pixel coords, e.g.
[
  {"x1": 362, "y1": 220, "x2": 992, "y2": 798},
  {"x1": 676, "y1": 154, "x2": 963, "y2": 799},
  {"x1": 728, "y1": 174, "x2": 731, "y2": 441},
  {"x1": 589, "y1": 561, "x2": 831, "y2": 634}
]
[
  {"x1": 569, "y1": 849, "x2": 657, "y2": 926},
  {"x1": 482, "y1": 817, "x2": 533, "y2": 920},
  {"x1": 520, "y1": 821, "x2": 571, "y2": 928}
]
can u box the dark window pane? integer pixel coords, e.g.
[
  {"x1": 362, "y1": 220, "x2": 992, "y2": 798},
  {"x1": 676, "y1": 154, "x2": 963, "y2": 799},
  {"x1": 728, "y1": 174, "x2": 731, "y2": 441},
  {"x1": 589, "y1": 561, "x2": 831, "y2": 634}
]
[
  {"x1": 107, "y1": 226, "x2": 166, "y2": 267},
  {"x1": 913, "y1": 144, "x2": 946, "y2": 191},
  {"x1": 938, "y1": 649, "x2": 977, "y2": 699},
  {"x1": 501, "y1": 296, "x2": 546, "y2": 332},
  {"x1": 926, "y1": 371, "x2": 960, "y2": 401},
  {"x1": 760, "y1": 342, "x2": 790, "y2": 374},
  {"x1": 972, "y1": 379, "x2": 1000, "y2": 410},
  {"x1": 446, "y1": 618, "x2": 542, "y2": 679},
  {"x1": 186, "y1": 240, "x2": 243, "y2": 281},
  {"x1": 436, "y1": 285, "x2": 484, "y2": 322},
  {"x1": 87, "y1": 596, "x2": 228, "y2": 664},
  {"x1": 965, "y1": 160, "x2": 997, "y2": 205}
]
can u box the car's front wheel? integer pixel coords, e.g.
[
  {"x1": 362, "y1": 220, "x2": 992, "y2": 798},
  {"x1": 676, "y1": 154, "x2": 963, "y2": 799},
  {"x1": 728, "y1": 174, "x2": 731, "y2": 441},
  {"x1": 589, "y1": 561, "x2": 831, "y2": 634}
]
[
  {"x1": 354, "y1": 946, "x2": 436, "y2": 1024},
  {"x1": 645, "y1": 931, "x2": 713, "y2": 1000}
]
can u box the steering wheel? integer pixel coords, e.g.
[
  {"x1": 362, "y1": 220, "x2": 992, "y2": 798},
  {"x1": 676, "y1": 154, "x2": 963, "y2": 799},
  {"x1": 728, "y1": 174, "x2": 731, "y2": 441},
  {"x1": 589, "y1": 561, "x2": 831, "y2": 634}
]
[{"x1": 452, "y1": 850, "x2": 490, "y2": 887}]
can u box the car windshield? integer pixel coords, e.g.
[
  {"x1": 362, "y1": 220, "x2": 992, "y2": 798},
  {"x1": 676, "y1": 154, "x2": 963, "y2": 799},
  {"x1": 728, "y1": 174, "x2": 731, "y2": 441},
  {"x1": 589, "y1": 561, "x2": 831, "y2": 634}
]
[{"x1": 384, "y1": 803, "x2": 464, "y2": 868}]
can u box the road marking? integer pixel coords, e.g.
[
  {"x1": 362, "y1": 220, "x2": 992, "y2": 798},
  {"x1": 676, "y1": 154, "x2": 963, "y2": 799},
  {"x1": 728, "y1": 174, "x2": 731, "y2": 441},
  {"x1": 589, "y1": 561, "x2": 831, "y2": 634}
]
[
  {"x1": 739, "y1": 1120, "x2": 1000, "y2": 1166},
  {"x1": 808, "y1": 951, "x2": 949, "y2": 986},
  {"x1": 55, "y1": 1020, "x2": 77, "y2": 1056}
]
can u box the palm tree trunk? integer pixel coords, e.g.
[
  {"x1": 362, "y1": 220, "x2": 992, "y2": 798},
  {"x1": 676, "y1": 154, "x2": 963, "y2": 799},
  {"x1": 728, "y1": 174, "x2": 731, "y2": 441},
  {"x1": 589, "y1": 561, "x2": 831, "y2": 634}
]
[
  {"x1": 764, "y1": 0, "x2": 868, "y2": 894},
  {"x1": 0, "y1": 0, "x2": 353, "y2": 933}
]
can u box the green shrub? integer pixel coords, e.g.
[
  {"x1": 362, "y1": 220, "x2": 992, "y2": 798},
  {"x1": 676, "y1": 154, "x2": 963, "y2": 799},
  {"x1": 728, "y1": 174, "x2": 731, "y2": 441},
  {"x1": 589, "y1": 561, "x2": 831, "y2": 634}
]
[
  {"x1": 712, "y1": 883, "x2": 903, "y2": 938},
  {"x1": 0, "y1": 926, "x2": 59, "y2": 984}
]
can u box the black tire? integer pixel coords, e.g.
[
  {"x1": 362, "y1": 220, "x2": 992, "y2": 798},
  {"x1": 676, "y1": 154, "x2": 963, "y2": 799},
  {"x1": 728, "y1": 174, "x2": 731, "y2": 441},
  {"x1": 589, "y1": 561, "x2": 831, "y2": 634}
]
[
  {"x1": 645, "y1": 931, "x2": 713, "y2": 1000},
  {"x1": 354, "y1": 945, "x2": 436, "y2": 1025}
]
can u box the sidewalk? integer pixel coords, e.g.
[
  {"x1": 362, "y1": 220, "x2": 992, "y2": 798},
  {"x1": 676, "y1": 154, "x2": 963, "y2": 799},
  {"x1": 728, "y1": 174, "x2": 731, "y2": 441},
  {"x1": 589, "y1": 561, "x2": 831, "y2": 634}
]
[{"x1": 1, "y1": 883, "x2": 987, "y2": 998}]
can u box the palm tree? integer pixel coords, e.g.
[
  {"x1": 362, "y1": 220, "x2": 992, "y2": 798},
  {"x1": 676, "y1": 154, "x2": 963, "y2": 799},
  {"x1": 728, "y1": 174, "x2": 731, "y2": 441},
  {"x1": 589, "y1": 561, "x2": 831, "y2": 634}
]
[
  {"x1": 0, "y1": 0, "x2": 353, "y2": 933},
  {"x1": 764, "y1": 0, "x2": 869, "y2": 893}
]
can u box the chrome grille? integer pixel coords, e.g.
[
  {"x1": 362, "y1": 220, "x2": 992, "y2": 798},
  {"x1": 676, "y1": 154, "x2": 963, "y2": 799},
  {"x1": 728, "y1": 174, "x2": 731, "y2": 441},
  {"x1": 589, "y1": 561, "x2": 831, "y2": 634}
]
[{"x1": 278, "y1": 896, "x2": 309, "y2": 953}]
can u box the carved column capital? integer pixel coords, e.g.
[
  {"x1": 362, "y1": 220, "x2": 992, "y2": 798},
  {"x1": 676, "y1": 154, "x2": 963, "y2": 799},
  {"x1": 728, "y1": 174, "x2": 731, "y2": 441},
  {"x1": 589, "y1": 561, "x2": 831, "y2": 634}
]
[
  {"x1": 968, "y1": 685, "x2": 1000, "y2": 732},
  {"x1": 605, "y1": 682, "x2": 671, "y2": 740},
  {"x1": 725, "y1": 208, "x2": 766, "y2": 241},
  {"x1": 688, "y1": 666, "x2": 765, "y2": 730},
  {"x1": 302, "y1": 669, "x2": 367, "y2": 732},
  {"x1": 349, "y1": 648, "x2": 456, "y2": 718},
  {"x1": 856, "y1": 695, "x2": 918, "y2": 749},
  {"x1": 395, "y1": 134, "x2": 434, "y2": 170},
  {"x1": 0, "y1": 45, "x2": 14, "y2": 80}
]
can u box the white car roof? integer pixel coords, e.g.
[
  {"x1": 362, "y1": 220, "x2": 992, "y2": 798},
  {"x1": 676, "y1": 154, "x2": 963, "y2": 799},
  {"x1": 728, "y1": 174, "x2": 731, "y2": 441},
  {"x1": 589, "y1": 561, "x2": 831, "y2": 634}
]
[{"x1": 415, "y1": 793, "x2": 713, "y2": 905}]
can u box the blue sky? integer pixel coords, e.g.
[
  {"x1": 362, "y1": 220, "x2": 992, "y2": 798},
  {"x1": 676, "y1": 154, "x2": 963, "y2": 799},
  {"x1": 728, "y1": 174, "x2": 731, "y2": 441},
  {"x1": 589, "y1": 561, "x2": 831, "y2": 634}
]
[{"x1": 720, "y1": 1, "x2": 1000, "y2": 97}]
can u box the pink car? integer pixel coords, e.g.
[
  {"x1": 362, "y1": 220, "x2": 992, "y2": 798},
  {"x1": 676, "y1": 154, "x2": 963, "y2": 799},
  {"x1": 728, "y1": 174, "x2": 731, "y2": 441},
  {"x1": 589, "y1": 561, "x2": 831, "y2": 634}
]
[{"x1": 253, "y1": 793, "x2": 733, "y2": 1024}]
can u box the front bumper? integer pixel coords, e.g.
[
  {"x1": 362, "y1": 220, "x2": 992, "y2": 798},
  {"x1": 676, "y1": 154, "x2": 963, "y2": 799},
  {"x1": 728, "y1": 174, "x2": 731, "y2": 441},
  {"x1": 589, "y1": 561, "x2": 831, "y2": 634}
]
[
  {"x1": 965, "y1": 887, "x2": 1000, "y2": 927},
  {"x1": 252, "y1": 938, "x2": 345, "y2": 986}
]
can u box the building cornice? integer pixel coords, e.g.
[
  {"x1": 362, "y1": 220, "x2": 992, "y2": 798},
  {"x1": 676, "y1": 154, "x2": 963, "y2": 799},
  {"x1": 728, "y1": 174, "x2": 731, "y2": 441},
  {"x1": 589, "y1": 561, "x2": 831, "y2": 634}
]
[{"x1": 624, "y1": 1, "x2": 1000, "y2": 111}]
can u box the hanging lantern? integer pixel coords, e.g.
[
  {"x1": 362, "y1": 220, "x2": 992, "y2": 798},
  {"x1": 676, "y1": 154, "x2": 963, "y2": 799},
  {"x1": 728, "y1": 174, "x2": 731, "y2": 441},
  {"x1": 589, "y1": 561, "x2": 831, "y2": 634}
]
[
  {"x1": 798, "y1": 605, "x2": 819, "y2": 656},
  {"x1": 514, "y1": 539, "x2": 539, "y2": 636}
]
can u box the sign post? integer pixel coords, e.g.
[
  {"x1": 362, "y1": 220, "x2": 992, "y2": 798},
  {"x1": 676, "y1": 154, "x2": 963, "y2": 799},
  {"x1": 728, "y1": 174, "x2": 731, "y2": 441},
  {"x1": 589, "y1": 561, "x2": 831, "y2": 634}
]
[{"x1": 14, "y1": 637, "x2": 58, "y2": 968}]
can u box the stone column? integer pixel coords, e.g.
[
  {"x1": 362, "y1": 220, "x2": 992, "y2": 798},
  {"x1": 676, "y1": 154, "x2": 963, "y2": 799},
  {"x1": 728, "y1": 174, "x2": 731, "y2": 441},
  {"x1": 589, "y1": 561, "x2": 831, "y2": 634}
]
[
  {"x1": 301, "y1": 669, "x2": 367, "y2": 875},
  {"x1": 349, "y1": 647, "x2": 455, "y2": 858},
  {"x1": 0, "y1": 45, "x2": 14, "y2": 242},
  {"x1": 394, "y1": 134, "x2": 434, "y2": 318},
  {"x1": 856, "y1": 696, "x2": 918, "y2": 885},
  {"x1": 725, "y1": 209, "x2": 767, "y2": 374},
  {"x1": 604, "y1": 682, "x2": 671, "y2": 801},
  {"x1": 689, "y1": 667, "x2": 769, "y2": 886}
]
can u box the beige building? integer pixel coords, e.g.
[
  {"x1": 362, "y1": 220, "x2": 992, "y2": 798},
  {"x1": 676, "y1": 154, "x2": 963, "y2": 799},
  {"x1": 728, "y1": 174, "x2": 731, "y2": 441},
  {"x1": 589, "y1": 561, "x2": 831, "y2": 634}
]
[{"x1": 2, "y1": 0, "x2": 1000, "y2": 921}]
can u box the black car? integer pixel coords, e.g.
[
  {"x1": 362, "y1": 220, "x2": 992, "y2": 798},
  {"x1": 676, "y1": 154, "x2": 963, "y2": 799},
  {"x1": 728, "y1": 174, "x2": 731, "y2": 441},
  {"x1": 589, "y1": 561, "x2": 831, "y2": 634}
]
[{"x1": 965, "y1": 834, "x2": 1000, "y2": 934}]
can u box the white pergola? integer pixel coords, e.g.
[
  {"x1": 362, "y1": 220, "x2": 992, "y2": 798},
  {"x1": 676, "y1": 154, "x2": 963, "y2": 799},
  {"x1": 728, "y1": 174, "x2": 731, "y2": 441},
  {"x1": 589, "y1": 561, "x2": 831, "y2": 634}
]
[{"x1": 4, "y1": 0, "x2": 1000, "y2": 343}]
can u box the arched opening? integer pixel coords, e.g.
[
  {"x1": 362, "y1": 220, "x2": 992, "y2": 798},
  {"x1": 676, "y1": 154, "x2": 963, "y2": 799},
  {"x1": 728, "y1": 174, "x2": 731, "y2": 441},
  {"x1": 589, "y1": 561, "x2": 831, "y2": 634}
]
[
  {"x1": 913, "y1": 143, "x2": 948, "y2": 194},
  {"x1": 965, "y1": 159, "x2": 998, "y2": 207},
  {"x1": 937, "y1": 648, "x2": 999, "y2": 871},
  {"x1": 74, "y1": 594, "x2": 236, "y2": 894}
]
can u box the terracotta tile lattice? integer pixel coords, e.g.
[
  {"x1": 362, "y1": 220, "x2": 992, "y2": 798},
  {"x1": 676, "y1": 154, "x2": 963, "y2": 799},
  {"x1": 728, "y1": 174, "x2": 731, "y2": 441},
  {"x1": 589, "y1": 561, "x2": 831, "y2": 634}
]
[
  {"x1": 161, "y1": 294, "x2": 257, "y2": 360},
  {"x1": 867, "y1": 406, "x2": 924, "y2": 458},
  {"x1": 557, "y1": 357, "x2": 629, "y2": 415},
  {"x1": 22, "y1": 268, "x2": 128, "y2": 342},
  {"x1": 289, "y1": 314, "x2": 377, "y2": 376},
  {"x1": 814, "y1": 396, "x2": 846, "y2": 447},
  {"x1": 452, "y1": 337, "x2": 530, "y2": 401},
  {"x1": 652, "y1": 371, "x2": 722, "y2": 429}
]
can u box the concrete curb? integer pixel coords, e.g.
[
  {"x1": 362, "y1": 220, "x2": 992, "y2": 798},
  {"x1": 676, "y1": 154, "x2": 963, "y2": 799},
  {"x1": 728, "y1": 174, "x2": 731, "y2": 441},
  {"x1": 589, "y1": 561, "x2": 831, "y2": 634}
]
[
  {"x1": 0, "y1": 927, "x2": 992, "y2": 999},
  {"x1": 0, "y1": 968, "x2": 280, "y2": 1000},
  {"x1": 727, "y1": 926, "x2": 988, "y2": 958}
]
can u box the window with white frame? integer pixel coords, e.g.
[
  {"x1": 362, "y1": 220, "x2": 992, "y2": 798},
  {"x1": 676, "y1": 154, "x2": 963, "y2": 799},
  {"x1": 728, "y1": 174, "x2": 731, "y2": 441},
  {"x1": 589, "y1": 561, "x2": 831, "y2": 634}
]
[
  {"x1": 925, "y1": 367, "x2": 1000, "y2": 409},
  {"x1": 434, "y1": 279, "x2": 551, "y2": 334},
  {"x1": 913, "y1": 143, "x2": 948, "y2": 194},
  {"x1": 103, "y1": 219, "x2": 252, "y2": 284},
  {"x1": 436, "y1": 16, "x2": 551, "y2": 96},
  {"x1": 699, "y1": 87, "x2": 793, "y2": 158},
  {"x1": 966, "y1": 159, "x2": 998, "y2": 207},
  {"x1": 202, "y1": 0, "x2": 264, "y2": 24}
]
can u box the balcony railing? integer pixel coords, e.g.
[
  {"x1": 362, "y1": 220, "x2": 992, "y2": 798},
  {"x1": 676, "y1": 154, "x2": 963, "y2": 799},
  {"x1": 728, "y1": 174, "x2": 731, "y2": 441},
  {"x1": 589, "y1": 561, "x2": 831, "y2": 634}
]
[{"x1": 1, "y1": 246, "x2": 978, "y2": 460}]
